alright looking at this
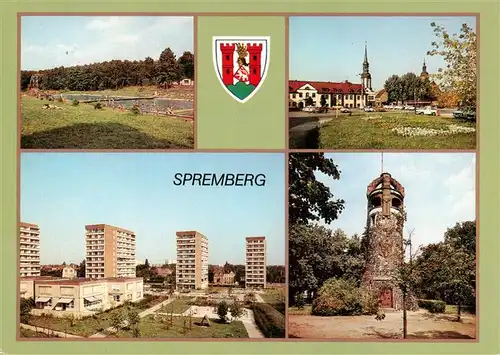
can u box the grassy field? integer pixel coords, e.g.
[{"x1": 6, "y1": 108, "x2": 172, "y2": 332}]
[
  {"x1": 21, "y1": 96, "x2": 194, "y2": 149},
  {"x1": 26, "y1": 301, "x2": 155, "y2": 337},
  {"x1": 109, "y1": 315, "x2": 249, "y2": 338},
  {"x1": 63, "y1": 85, "x2": 194, "y2": 100},
  {"x1": 260, "y1": 289, "x2": 285, "y2": 304},
  {"x1": 27, "y1": 314, "x2": 108, "y2": 337},
  {"x1": 291, "y1": 112, "x2": 476, "y2": 149},
  {"x1": 288, "y1": 305, "x2": 313, "y2": 316},
  {"x1": 20, "y1": 327, "x2": 60, "y2": 338},
  {"x1": 157, "y1": 298, "x2": 193, "y2": 314}
]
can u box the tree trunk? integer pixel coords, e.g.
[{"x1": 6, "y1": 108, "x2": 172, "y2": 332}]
[
  {"x1": 457, "y1": 303, "x2": 462, "y2": 322},
  {"x1": 402, "y1": 291, "x2": 407, "y2": 339}
]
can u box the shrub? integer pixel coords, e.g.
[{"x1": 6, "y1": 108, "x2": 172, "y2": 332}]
[
  {"x1": 57, "y1": 97, "x2": 64, "y2": 103},
  {"x1": 269, "y1": 302, "x2": 285, "y2": 315},
  {"x1": 94, "y1": 102, "x2": 103, "y2": 110},
  {"x1": 295, "y1": 293, "x2": 306, "y2": 309},
  {"x1": 251, "y1": 303, "x2": 285, "y2": 338},
  {"x1": 312, "y1": 278, "x2": 363, "y2": 316},
  {"x1": 229, "y1": 300, "x2": 244, "y2": 320},
  {"x1": 217, "y1": 301, "x2": 229, "y2": 323},
  {"x1": 360, "y1": 287, "x2": 380, "y2": 315},
  {"x1": 418, "y1": 299, "x2": 446, "y2": 313},
  {"x1": 72, "y1": 99, "x2": 79, "y2": 106},
  {"x1": 244, "y1": 292, "x2": 257, "y2": 305},
  {"x1": 131, "y1": 104, "x2": 140, "y2": 115}
]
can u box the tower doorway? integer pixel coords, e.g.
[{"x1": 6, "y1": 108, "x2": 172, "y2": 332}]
[{"x1": 380, "y1": 287, "x2": 393, "y2": 308}]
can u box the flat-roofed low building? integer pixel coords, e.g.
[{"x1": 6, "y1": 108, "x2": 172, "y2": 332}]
[
  {"x1": 29, "y1": 277, "x2": 144, "y2": 319},
  {"x1": 20, "y1": 276, "x2": 57, "y2": 300}
]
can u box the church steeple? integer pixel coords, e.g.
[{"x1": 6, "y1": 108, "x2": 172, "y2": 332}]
[
  {"x1": 361, "y1": 41, "x2": 372, "y2": 90},
  {"x1": 420, "y1": 57, "x2": 429, "y2": 80},
  {"x1": 363, "y1": 41, "x2": 369, "y2": 65}
]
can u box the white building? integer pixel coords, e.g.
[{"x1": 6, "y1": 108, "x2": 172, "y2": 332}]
[
  {"x1": 245, "y1": 236, "x2": 267, "y2": 289},
  {"x1": 176, "y1": 231, "x2": 208, "y2": 290},
  {"x1": 85, "y1": 224, "x2": 136, "y2": 279}
]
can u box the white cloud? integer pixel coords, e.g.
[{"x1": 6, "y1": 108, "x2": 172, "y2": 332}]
[{"x1": 22, "y1": 16, "x2": 193, "y2": 70}]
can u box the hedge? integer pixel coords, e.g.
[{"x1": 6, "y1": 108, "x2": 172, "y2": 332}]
[
  {"x1": 418, "y1": 299, "x2": 446, "y2": 313},
  {"x1": 251, "y1": 303, "x2": 285, "y2": 338}
]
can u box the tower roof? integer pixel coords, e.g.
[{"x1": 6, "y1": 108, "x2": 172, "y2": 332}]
[
  {"x1": 366, "y1": 172, "x2": 405, "y2": 197},
  {"x1": 420, "y1": 58, "x2": 429, "y2": 77},
  {"x1": 363, "y1": 41, "x2": 369, "y2": 64}
]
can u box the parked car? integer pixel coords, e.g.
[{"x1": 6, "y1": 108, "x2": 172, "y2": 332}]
[
  {"x1": 316, "y1": 106, "x2": 329, "y2": 113},
  {"x1": 302, "y1": 106, "x2": 316, "y2": 113},
  {"x1": 364, "y1": 106, "x2": 374, "y2": 112},
  {"x1": 453, "y1": 106, "x2": 476, "y2": 121},
  {"x1": 340, "y1": 107, "x2": 351, "y2": 113},
  {"x1": 404, "y1": 105, "x2": 415, "y2": 110},
  {"x1": 416, "y1": 106, "x2": 438, "y2": 116}
]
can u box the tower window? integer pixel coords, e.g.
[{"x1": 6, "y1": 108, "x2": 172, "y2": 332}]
[
  {"x1": 226, "y1": 55, "x2": 230, "y2": 61},
  {"x1": 371, "y1": 214, "x2": 376, "y2": 225},
  {"x1": 253, "y1": 69, "x2": 257, "y2": 74},
  {"x1": 253, "y1": 55, "x2": 257, "y2": 60},
  {"x1": 226, "y1": 69, "x2": 230, "y2": 74},
  {"x1": 392, "y1": 198, "x2": 402, "y2": 208},
  {"x1": 371, "y1": 196, "x2": 381, "y2": 207}
]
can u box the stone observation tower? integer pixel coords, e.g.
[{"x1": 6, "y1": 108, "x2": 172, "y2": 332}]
[{"x1": 362, "y1": 172, "x2": 416, "y2": 310}]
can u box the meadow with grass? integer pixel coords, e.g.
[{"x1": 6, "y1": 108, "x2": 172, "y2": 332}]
[
  {"x1": 290, "y1": 111, "x2": 476, "y2": 149},
  {"x1": 21, "y1": 95, "x2": 194, "y2": 149}
]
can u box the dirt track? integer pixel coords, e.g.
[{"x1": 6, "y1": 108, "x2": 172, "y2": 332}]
[{"x1": 289, "y1": 309, "x2": 476, "y2": 339}]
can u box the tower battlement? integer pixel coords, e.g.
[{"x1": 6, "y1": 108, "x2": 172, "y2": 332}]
[
  {"x1": 220, "y1": 43, "x2": 235, "y2": 51},
  {"x1": 247, "y1": 43, "x2": 263, "y2": 51}
]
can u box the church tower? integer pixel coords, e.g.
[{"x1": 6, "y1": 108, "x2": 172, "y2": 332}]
[
  {"x1": 360, "y1": 42, "x2": 372, "y2": 91},
  {"x1": 420, "y1": 58, "x2": 429, "y2": 80},
  {"x1": 362, "y1": 172, "x2": 417, "y2": 311}
]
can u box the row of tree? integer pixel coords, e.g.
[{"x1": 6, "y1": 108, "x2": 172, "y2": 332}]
[
  {"x1": 20, "y1": 48, "x2": 194, "y2": 91},
  {"x1": 383, "y1": 22, "x2": 476, "y2": 108},
  {"x1": 383, "y1": 73, "x2": 434, "y2": 104}
]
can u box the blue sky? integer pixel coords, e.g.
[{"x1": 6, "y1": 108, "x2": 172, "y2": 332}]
[
  {"x1": 21, "y1": 16, "x2": 193, "y2": 70},
  {"x1": 20, "y1": 153, "x2": 285, "y2": 266},
  {"x1": 315, "y1": 153, "x2": 476, "y2": 249},
  {"x1": 289, "y1": 16, "x2": 476, "y2": 89}
]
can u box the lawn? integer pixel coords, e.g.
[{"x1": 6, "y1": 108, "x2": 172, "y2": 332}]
[
  {"x1": 288, "y1": 305, "x2": 313, "y2": 316},
  {"x1": 64, "y1": 85, "x2": 194, "y2": 100},
  {"x1": 27, "y1": 314, "x2": 107, "y2": 337},
  {"x1": 292, "y1": 112, "x2": 476, "y2": 149},
  {"x1": 261, "y1": 288, "x2": 282, "y2": 302},
  {"x1": 21, "y1": 96, "x2": 194, "y2": 149},
  {"x1": 26, "y1": 298, "x2": 164, "y2": 337},
  {"x1": 20, "y1": 327, "x2": 59, "y2": 338},
  {"x1": 109, "y1": 315, "x2": 249, "y2": 338},
  {"x1": 157, "y1": 297, "x2": 194, "y2": 314}
]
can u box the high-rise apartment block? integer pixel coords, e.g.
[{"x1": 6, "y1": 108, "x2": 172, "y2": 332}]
[
  {"x1": 176, "y1": 231, "x2": 208, "y2": 290},
  {"x1": 245, "y1": 236, "x2": 266, "y2": 289},
  {"x1": 20, "y1": 222, "x2": 41, "y2": 277},
  {"x1": 85, "y1": 224, "x2": 136, "y2": 279}
]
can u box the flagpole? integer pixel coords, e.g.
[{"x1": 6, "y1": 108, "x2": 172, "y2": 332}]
[{"x1": 381, "y1": 152, "x2": 384, "y2": 174}]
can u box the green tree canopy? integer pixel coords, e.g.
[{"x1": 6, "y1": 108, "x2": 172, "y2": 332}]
[
  {"x1": 289, "y1": 153, "x2": 345, "y2": 225},
  {"x1": 288, "y1": 224, "x2": 364, "y2": 305},
  {"x1": 427, "y1": 22, "x2": 477, "y2": 107}
]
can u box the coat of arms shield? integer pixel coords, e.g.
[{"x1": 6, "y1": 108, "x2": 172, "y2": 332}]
[{"x1": 213, "y1": 36, "x2": 270, "y2": 103}]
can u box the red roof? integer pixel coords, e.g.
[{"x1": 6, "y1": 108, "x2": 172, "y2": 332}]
[{"x1": 289, "y1": 80, "x2": 363, "y2": 94}]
